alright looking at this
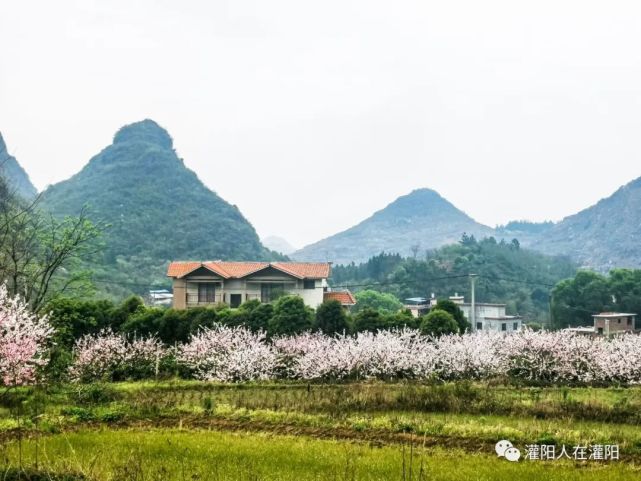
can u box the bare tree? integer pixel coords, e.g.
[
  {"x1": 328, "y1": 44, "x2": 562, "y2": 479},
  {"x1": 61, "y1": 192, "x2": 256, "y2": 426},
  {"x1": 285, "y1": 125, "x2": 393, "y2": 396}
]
[{"x1": 0, "y1": 175, "x2": 102, "y2": 311}]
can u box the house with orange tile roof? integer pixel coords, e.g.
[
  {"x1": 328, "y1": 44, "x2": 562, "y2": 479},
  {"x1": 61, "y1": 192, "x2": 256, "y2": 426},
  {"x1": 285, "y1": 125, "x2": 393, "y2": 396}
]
[
  {"x1": 167, "y1": 261, "x2": 333, "y2": 309},
  {"x1": 323, "y1": 290, "x2": 357, "y2": 310}
]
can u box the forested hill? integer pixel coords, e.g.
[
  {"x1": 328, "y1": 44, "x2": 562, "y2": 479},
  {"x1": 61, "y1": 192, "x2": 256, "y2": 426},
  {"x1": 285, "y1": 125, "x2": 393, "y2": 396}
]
[
  {"x1": 41, "y1": 119, "x2": 276, "y2": 298},
  {"x1": 0, "y1": 133, "x2": 37, "y2": 199},
  {"x1": 531, "y1": 175, "x2": 641, "y2": 271},
  {"x1": 331, "y1": 236, "x2": 578, "y2": 323},
  {"x1": 294, "y1": 175, "x2": 641, "y2": 271},
  {"x1": 293, "y1": 188, "x2": 495, "y2": 264}
]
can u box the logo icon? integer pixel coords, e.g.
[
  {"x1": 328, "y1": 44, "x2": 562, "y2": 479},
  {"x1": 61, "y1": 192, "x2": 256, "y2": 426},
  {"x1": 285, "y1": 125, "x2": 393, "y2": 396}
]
[{"x1": 496, "y1": 440, "x2": 521, "y2": 462}]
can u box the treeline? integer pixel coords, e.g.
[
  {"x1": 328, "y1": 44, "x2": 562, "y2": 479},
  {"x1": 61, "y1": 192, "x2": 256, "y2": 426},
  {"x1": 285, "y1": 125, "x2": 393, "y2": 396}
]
[
  {"x1": 551, "y1": 269, "x2": 641, "y2": 329},
  {"x1": 331, "y1": 235, "x2": 577, "y2": 322},
  {"x1": 45, "y1": 293, "x2": 472, "y2": 379}
]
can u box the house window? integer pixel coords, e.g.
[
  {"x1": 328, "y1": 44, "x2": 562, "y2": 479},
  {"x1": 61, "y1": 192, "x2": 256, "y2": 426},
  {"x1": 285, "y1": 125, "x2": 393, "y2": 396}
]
[
  {"x1": 230, "y1": 294, "x2": 242, "y2": 308},
  {"x1": 198, "y1": 283, "x2": 216, "y2": 303},
  {"x1": 513, "y1": 322, "x2": 518, "y2": 331},
  {"x1": 476, "y1": 322, "x2": 482, "y2": 330},
  {"x1": 617, "y1": 318, "x2": 621, "y2": 324},
  {"x1": 628, "y1": 317, "x2": 633, "y2": 326},
  {"x1": 501, "y1": 323, "x2": 507, "y2": 331},
  {"x1": 303, "y1": 279, "x2": 316, "y2": 290},
  {"x1": 261, "y1": 283, "x2": 285, "y2": 303},
  {"x1": 597, "y1": 327, "x2": 603, "y2": 335}
]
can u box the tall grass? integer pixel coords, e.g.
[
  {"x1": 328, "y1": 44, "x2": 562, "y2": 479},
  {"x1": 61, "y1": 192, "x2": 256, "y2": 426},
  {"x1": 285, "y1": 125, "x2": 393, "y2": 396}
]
[{"x1": 2, "y1": 429, "x2": 639, "y2": 481}]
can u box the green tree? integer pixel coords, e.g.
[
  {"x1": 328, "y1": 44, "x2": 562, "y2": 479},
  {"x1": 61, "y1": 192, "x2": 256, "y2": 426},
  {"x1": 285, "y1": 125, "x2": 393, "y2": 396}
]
[
  {"x1": 0, "y1": 196, "x2": 102, "y2": 311},
  {"x1": 110, "y1": 295, "x2": 145, "y2": 331},
  {"x1": 239, "y1": 299, "x2": 261, "y2": 313},
  {"x1": 45, "y1": 297, "x2": 115, "y2": 350},
  {"x1": 551, "y1": 270, "x2": 611, "y2": 328},
  {"x1": 353, "y1": 290, "x2": 402, "y2": 314},
  {"x1": 268, "y1": 295, "x2": 314, "y2": 335},
  {"x1": 44, "y1": 296, "x2": 115, "y2": 379},
  {"x1": 315, "y1": 300, "x2": 349, "y2": 335},
  {"x1": 247, "y1": 303, "x2": 274, "y2": 332},
  {"x1": 353, "y1": 307, "x2": 387, "y2": 333},
  {"x1": 434, "y1": 299, "x2": 470, "y2": 333},
  {"x1": 420, "y1": 309, "x2": 458, "y2": 336},
  {"x1": 385, "y1": 309, "x2": 419, "y2": 329}
]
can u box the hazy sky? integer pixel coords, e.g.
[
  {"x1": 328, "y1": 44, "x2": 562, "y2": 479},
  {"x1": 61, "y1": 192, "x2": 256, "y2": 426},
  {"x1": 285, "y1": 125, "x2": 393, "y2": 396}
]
[{"x1": 2, "y1": 1, "x2": 641, "y2": 248}]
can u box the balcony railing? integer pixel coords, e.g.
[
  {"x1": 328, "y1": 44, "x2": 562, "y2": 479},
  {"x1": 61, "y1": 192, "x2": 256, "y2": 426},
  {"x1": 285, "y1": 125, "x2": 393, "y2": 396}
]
[
  {"x1": 186, "y1": 293, "x2": 223, "y2": 307},
  {"x1": 186, "y1": 293, "x2": 262, "y2": 307}
]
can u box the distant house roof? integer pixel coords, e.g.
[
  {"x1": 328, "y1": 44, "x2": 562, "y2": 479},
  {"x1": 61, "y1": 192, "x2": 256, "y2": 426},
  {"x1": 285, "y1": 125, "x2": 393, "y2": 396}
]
[
  {"x1": 167, "y1": 261, "x2": 331, "y2": 280},
  {"x1": 324, "y1": 290, "x2": 357, "y2": 306},
  {"x1": 405, "y1": 297, "x2": 428, "y2": 304},
  {"x1": 564, "y1": 326, "x2": 596, "y2": 334},
  {"x1": 592, "y1": 312, "x2": 637, "y2": 318}
]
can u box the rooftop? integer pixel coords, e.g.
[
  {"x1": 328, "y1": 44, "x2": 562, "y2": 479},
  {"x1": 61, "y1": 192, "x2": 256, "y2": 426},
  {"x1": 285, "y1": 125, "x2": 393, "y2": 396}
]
[
  {"x1": 564, "y1": 326, "x2": 596, "y2": 333},
  {"x1": 592, "y1": 312, "x2": 637, "y2": 318},
  {"x1": 167, "y1": 261, "x2": 331, "y2": 280},
  {"x1": 324, "y1": 290, "x2": 357, "y2": 306}
]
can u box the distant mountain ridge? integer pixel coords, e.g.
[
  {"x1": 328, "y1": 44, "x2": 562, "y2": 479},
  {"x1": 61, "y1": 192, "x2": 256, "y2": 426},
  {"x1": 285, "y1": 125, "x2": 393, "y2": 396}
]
[
  {"x1": 530, "y1": 176, "x2": 641, "y2": 270},
  {"x1": 262, "y1": 236, "x2": 296, "y2": 255},
  {"x1": 41, "y1": 119, "x2": 273, "y2": 297},
  {"x1": 14, "y1": 117, "x2": 641, "y2": 279},
  {"x1": 293, "y1": 188, "x2": 495, "y2": 264},
  {"x1": 294, "y1": 178, "x2": 641, "y2": 271},
  {"x1": 0, "y1": 133, "x2": 37, "y2": 199}
]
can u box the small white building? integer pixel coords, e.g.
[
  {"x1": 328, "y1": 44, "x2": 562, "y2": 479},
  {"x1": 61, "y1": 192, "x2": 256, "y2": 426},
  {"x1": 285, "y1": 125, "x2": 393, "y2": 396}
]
[
  {"x1": 404, "y1": 293, "x2": 438, "y2": 318},
  {"x1": 449, "y1": 294, "x2": 523, "y2": 332},
  {"x1": 148, "y1": 289, "x2": 173, "y2": 306}
]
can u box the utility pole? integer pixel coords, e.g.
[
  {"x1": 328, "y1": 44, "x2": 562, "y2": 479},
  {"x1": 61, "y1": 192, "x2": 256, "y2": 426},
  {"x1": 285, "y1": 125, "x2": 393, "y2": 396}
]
[{"x1": 469, "y1": 274, "x2": 478, "y2": 331}]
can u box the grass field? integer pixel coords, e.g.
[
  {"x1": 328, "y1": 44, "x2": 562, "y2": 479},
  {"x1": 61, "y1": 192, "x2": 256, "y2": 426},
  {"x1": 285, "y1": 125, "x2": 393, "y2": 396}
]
[{"x1": 0, "y1": 381, "x2": 640, "y2": 480}]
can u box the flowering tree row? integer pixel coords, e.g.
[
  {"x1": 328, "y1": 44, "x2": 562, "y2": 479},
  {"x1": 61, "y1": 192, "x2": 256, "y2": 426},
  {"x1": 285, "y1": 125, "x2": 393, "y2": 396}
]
[{"x1": 69, "y1": 324, "x2": 641, "y2": 385}]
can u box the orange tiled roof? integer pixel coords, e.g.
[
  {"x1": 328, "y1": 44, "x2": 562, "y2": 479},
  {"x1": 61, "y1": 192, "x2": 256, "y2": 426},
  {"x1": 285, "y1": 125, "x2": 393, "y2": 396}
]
[
  {"x1": 324, "y1": 290, "x2": 356, "y2": 306},
  {"x1": 167, "y1": 261, "x2": 331, "y2": 279},
  {"x1": 271, "y1": 262, "x2": 331, "y2": 279}
]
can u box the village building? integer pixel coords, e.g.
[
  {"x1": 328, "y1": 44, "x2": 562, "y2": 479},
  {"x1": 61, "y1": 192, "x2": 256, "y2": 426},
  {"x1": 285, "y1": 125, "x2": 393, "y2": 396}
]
[
  {"x1": 449, "y1": 294, "x2": 523, "y2": 332},
  {"x1": 147, "y1": 289, "x2": 173, "y2": 306},
  {"x1": 404, "y1": 294, "x2": 438, "y2": 318},
  {"x1": 564, "y1": 312, "x2": 637, "y2": 336},
  {"x1": 167, "y1": 261, "x2": 332, "y2": 309},
  {"x1": 323, "y1": 290, "x2": 357, "y2": 310},
  {"x1": 592, "y1": 312, "x2": 637, "y2": 335}
]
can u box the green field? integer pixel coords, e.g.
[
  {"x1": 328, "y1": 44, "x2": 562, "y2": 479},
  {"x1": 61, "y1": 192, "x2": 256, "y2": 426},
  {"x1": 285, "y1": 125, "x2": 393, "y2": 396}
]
[{"x1": 1, "y1": 382, "x2": 640, "y2": 480}]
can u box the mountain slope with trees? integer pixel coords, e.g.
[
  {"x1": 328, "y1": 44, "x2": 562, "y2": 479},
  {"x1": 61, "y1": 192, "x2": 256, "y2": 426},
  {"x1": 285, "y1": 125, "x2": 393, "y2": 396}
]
[
  {"x1": 531, "y1": 176, "x2": 641, "y2": 271},
  {"x1": 0, "y1": 132, "x2": 37, "y2": 199},
  {"x1": 41, "y1": 119, "x2": 275, "y2": 298},
  {"x1": 331, "y1": 236, "x2": 577, "y2": 323},
  {"x1": 293, "y1": 189, "x2": 495, "y2": 264}
]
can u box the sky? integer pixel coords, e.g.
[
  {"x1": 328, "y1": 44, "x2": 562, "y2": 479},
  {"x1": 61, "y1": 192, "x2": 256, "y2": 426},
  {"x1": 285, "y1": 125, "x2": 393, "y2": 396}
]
[{"x1": 1, "y1": 0, "x2": 641, "y2": 248}]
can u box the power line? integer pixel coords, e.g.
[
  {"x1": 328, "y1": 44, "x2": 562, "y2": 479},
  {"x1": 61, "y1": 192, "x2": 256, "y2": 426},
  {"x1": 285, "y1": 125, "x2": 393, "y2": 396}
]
[
  {"x1": 477, "y1": 274, "x2": 556, "y2": 289},
  {"x1": 86, "y1": 272, "x2": 558, "y2": 293}
]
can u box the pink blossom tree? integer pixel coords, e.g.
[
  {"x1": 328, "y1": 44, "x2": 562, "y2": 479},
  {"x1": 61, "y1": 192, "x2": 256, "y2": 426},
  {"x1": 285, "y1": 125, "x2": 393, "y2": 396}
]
[
  {"x1": 70, "y1": 329, "x2": 166, "y2": 382},
  {"x1": 176, "y1": 325, "x2": 276, "y2": 382},
  {"x1": 72, "y1": 323, "x2": 641, "y2": 386},
  {"x1": 0, "y1": 284, "x2": 54, "y2": 386}
]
